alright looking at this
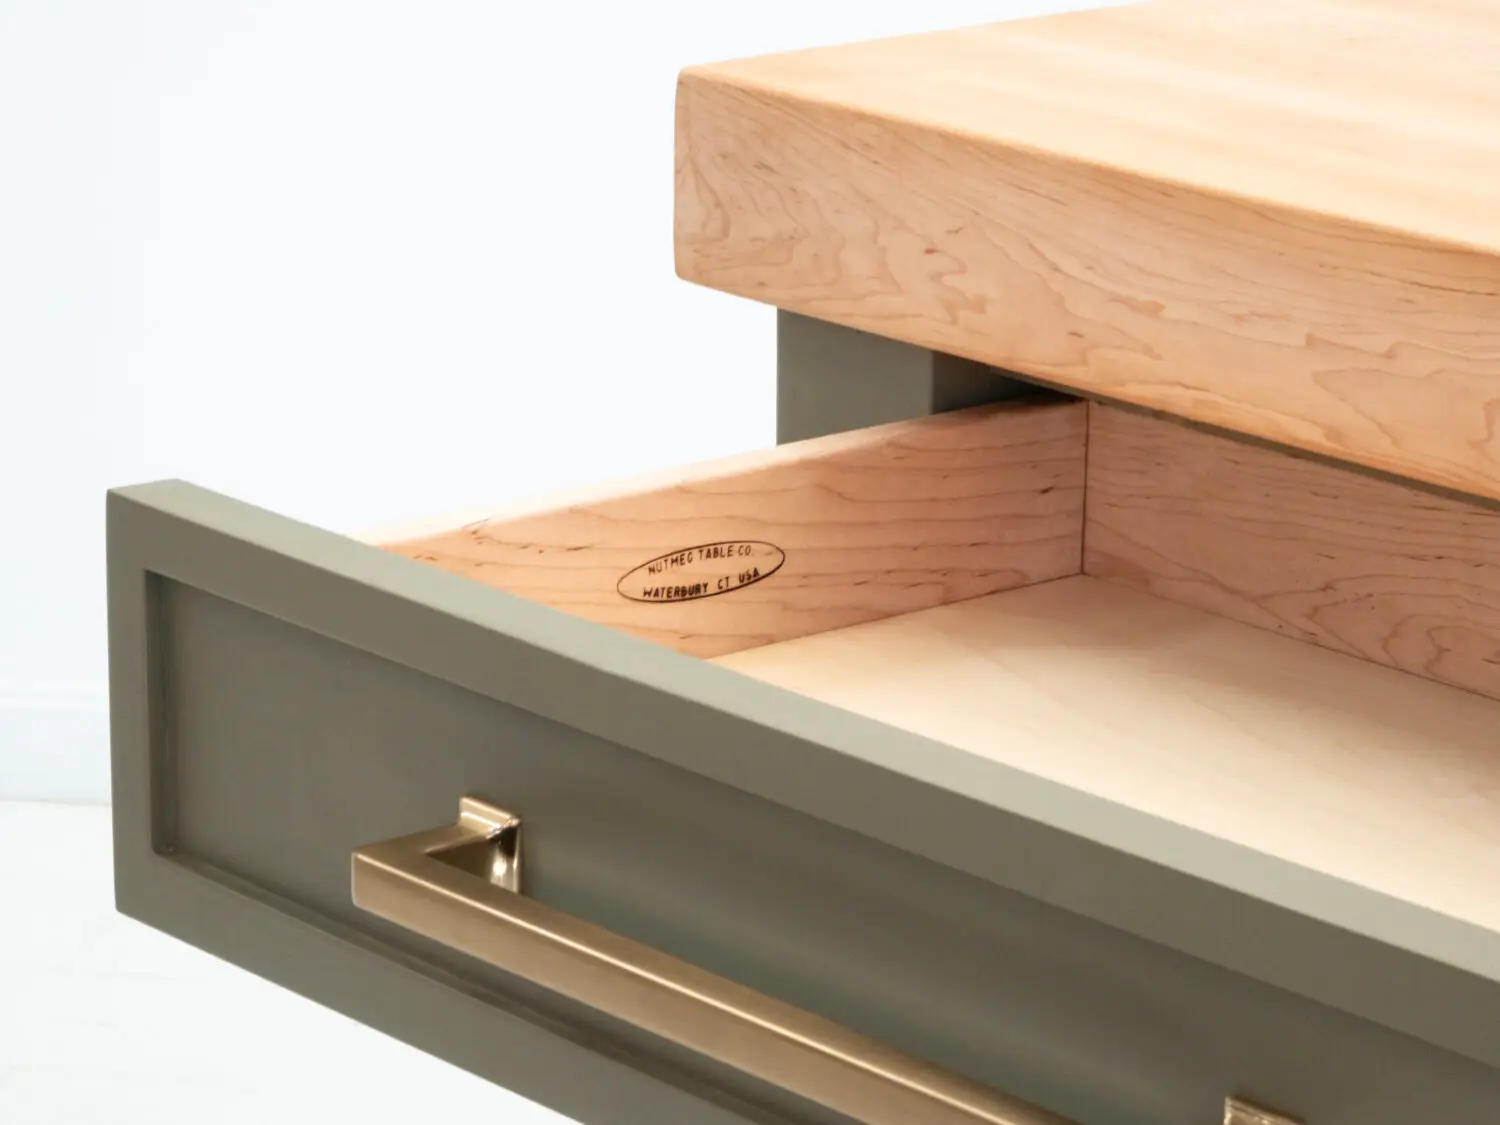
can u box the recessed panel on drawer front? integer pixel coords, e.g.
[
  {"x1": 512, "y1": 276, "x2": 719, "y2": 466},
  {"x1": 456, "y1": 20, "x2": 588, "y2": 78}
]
[{"x1": 147, "y1": 577, "x2": 1500, "y2": 1125}]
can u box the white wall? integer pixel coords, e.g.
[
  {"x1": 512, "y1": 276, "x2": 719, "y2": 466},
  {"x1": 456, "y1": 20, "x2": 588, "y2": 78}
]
[{"x1": 0, "y1": 0, "x2": 1102, "y2": 803}]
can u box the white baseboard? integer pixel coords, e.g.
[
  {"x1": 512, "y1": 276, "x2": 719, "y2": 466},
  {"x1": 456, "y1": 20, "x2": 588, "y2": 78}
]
[{"x1": 0, "y1": 702, "x2": 110, "y2": 804}]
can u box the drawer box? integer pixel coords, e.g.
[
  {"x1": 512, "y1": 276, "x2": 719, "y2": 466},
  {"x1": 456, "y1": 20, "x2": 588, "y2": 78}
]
[
  {"x1": 108, "y1": 395, "x2": 1500, "y2": 1125},
  {"x1": 371, "y1": 394, "x2": 1500, "y2": 940}
]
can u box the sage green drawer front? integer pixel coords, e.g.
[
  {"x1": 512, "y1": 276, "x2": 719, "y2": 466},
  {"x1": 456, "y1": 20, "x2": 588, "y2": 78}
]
[{"x1": 108, "y1": 482, "x2": 1500, "y2": 1125}]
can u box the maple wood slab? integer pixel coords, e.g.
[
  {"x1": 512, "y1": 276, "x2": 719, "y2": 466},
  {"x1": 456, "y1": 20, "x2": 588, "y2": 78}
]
[{"x1": 674, "y1": 0, "x2": 1500, "y2": 501}]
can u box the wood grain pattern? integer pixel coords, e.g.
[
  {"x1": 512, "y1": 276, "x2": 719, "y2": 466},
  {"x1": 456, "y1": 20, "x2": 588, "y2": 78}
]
[
  {"x1": 1084, "y1": 403, "x2": 1500, "y2": 702},
  {"x1": 713, "y1": 575, "x2": 1500, "y2": 933},
  {"x1": 376, "y1": 399, "x2": 1086, "y2": 658},
  {"x1": 674, "y1": 0, "x2": 1500, "y2": 501}
]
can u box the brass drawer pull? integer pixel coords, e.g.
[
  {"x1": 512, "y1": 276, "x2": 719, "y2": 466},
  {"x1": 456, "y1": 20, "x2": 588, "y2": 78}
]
[
  {"x1": 1225, "y1": 1099, "x2": 1302, "y2": 1125},
  {"x1": 352, "y1": 798, "x2": 1300, "y2": 1125}
]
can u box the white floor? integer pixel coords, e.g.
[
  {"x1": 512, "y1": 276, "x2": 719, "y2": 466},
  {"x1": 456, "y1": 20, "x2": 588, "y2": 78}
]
[{"x1": 0, "y1": 801, "x2": 567, "y2": 1124}]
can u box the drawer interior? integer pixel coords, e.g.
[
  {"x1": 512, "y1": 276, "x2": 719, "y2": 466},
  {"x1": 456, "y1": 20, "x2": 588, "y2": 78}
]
[{"x1": 363, "y1": 396, "x2": 1500, "y2": 934}]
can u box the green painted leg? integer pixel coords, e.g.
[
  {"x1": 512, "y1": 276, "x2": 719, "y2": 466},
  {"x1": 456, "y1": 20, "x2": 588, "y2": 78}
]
[{"x1": 776, "y1": 310, "x2": 1033, "y2": 443}]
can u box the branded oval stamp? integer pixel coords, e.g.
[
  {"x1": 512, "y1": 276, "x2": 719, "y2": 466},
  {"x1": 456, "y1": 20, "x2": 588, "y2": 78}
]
[{"x1": 616, "y1": 541, "x2": 785, "y2": 604}]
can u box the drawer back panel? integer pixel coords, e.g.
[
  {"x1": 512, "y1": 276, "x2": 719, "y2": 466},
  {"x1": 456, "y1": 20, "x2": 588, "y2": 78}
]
[{"x1": 1085, "y1": 402, "x2": 1500, "y2": 702}]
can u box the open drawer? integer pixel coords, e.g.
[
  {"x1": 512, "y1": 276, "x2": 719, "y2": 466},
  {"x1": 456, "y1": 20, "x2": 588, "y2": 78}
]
[{"x1": 108, "y1": 395, "x2": 1500, "y2": 1125}]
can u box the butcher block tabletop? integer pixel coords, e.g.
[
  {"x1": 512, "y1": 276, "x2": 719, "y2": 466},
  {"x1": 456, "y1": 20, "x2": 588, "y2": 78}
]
[{"x1": 674, "y1": 0, "x2": 1500, "y2": 501}]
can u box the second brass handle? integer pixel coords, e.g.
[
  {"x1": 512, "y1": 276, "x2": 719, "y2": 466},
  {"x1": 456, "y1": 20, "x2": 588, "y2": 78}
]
[{"x1": 351, "y1": 797, "x2": 1298, "y2": 1125}]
